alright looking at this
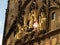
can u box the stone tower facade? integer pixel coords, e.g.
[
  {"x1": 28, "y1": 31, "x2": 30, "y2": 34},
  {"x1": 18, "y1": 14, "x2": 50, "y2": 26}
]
[{"x1": 3, "y1": 0, "x2": 60, "y2": 45}]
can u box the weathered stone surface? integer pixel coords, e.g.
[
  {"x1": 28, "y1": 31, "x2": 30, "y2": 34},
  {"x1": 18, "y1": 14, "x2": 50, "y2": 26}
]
[{"x1": 3, "y1": 0, "x2": 60, "y2": 45}]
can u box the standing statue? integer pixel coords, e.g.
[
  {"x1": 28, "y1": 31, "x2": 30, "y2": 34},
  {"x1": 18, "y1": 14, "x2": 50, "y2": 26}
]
[
  {"x1": 39, "y1": 12, "x2": 46, "y2": 30},
  {"x1": 29, "y1": 10, "x2": 39, "y2": 29},
  {"x1": 29, "y1": 15, "x2": 34, "y2": 28},
  {"x1": 24, "y1": 15, "x2": 28, "y2": 27}
]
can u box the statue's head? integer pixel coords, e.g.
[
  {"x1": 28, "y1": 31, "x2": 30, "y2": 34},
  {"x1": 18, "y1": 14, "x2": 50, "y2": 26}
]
[
  {"x1": 17, "y1": 23, "x2": 21, "y2": 30},
  {"x1": 41, "y1": 12, "x2": 45, "y2": 18}
]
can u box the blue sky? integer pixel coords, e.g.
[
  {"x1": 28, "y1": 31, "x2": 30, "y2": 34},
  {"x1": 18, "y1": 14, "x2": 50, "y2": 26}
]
[{"x1": 0, "y1": 0, "x2": 7, "y2": 45}]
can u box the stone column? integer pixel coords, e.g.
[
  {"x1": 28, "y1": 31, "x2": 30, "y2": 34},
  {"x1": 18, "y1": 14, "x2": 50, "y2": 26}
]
[
  {"x1": 39, "y1": 16, "x2": 42, "y2": 30},
  {"x1": 57, "y1": 34, "x2": 60, "y2": 44},
  {"x1": 45, "y1": 39, "x2": 51, "y2": 45},
  {"x1": 51, "y1": 37, "x2": 57, "y2": 45},
  {"x1": 24, "y1": 15, "x2": 28, "y2": 26},
  {"x1": 40, "y1": 40, "x2": 44, "y2": 45},
  {"x1": 33, "y1": 42, "x2": 39, "y2": 45}
]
